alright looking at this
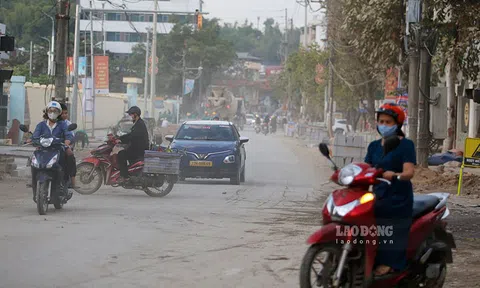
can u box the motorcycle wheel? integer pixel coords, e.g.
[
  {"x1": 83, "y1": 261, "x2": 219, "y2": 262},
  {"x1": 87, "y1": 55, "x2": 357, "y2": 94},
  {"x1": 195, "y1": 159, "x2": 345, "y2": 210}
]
[
  {"x1": 300, "y1": 244, "x2": 356, "y2": 288},
  {"x1": 75, "y1": 163, "x2": 103, "y2": 195},
  {"x1": 36, "y1": 181, "x2": 49, "y2": 215},
  {"x1": 144, "y1": 177, "x2": 175, "y2": 197},
  {"x1": 424, "y1": 260, "x2": 447, "y2": 288}
]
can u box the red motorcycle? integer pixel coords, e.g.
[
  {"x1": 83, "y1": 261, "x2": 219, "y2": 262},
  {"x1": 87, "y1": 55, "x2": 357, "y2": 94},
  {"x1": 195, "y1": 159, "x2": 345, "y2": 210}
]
[
  {"x1": 74, "y1": 134, "x2": 181, "y2": 197},
  {"x1": 299, "y1": 143, "x2": 455, "y2": 288}
]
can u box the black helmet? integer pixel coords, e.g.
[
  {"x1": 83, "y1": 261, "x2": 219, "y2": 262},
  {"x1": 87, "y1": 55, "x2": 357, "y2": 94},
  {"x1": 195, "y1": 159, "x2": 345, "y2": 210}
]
[{"x1": 126, "y1": 106, "x2": 141, "y2": 116}]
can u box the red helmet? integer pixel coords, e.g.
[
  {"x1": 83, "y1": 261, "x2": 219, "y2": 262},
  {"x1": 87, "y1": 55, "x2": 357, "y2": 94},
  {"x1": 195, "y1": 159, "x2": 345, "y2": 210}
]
[{"x1": 376, "y1": 103, "x2": 406, "y2": 125}]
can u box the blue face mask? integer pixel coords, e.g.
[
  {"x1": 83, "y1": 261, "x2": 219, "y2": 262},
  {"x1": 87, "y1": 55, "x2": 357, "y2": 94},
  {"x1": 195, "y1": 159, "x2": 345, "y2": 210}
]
[{"x1": 377, "y1": 125, "x2": 397, "y2": 137}]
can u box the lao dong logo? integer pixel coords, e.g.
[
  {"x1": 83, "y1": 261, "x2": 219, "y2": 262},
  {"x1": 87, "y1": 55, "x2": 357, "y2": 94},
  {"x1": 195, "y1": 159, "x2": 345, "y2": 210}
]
[{"x1": 336, "y1": 225, "x2": 393, "y2": 237}]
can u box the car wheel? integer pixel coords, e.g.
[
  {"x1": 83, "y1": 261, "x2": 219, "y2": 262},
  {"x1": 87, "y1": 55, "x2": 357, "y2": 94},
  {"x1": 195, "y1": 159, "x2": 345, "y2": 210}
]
[
  {"x1": 240, "y1": 166, "x2": 245, "y2": 183},
  {"x1": 230, "y1": 168, "x2": 241, "y2": 185}
]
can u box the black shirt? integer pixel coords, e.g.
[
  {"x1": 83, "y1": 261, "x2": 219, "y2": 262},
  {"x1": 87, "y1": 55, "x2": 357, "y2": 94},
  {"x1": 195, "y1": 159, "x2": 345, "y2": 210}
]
[{"x1": 119, "y1": 118, "x2": 149, "y2": 159}]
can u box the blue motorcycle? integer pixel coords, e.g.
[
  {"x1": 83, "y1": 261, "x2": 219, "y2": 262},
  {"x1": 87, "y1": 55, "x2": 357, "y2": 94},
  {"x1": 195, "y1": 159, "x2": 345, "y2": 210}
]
[{"x1": 20, "y1": 123, "x2": 77, "y2": 215}]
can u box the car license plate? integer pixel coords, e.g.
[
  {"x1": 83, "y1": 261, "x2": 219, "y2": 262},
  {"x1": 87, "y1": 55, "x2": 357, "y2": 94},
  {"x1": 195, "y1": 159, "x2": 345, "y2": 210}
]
[{"x1": 189, "y1": 161, "x2": 213, "y2": 167}]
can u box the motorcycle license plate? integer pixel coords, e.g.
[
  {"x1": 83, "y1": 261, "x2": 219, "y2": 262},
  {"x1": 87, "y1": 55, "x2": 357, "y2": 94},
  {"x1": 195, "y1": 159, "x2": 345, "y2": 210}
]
[{"x1": 190, "y1": 161, "x2": 213, "y2": 167}]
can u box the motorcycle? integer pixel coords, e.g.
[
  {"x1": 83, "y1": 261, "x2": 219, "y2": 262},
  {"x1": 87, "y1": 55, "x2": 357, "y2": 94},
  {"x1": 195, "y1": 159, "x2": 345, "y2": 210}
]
[
  {"x1": 20, "y1": 123, "x2": 77, "y2": 215},
  {"x1": 261, "y1": 123, "x2": 269, "y2": 135},
  {"x1": 299, "y1": 142, "x2": 456, "y2": 288},
  {"x1": 74, "y1": 134, "x2": 182, "y2": 197},
  {"x1": 255, "y1": 124, "x2": 261, "y2": 134}
]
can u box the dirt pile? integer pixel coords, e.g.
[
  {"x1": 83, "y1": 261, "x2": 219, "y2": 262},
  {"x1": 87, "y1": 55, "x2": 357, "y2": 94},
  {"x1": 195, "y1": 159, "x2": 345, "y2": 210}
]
[{"x1": 412, "y1": 167, "x2": 480, "y2": 196}]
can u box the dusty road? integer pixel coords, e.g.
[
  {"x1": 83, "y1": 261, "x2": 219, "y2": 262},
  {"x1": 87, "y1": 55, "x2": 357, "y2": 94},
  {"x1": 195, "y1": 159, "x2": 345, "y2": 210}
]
[{"x1": 0, "y1": 130, "x2": 332, "y2": 288}]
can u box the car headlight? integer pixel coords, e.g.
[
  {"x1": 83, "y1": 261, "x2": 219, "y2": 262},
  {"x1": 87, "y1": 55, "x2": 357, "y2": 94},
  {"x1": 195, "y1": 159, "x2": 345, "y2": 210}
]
[
  {"x1": 338, "y1": 164, "x2": 362, "y2": 185},
  {"x1": 31, "y1": 155, "x2": 39, "y2": 168},
  {"x1": 46, "y1": 154, "x2": 58, "y2": 168},
  {"x1": 40, "y1": 137, "x2": 53, "y2": 148},
  {"x1": 223, "y1": 155, "x2": 235, "y2": 164}
]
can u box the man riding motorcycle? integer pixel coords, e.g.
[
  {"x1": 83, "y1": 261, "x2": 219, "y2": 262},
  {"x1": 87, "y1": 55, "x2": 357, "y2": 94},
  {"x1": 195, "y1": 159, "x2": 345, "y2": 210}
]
[
  {"x1": 117, "y1": 106, "x2": 149, "y2": 182},
  {"x1": 31, "y1": 101, "x2": 74, "y2": 201}
]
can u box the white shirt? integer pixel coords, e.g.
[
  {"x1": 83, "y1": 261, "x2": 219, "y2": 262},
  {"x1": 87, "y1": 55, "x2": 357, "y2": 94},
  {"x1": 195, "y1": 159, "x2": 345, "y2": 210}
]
[{"x1": 46, "y1": 120, "x2": 57, "y2": 133}]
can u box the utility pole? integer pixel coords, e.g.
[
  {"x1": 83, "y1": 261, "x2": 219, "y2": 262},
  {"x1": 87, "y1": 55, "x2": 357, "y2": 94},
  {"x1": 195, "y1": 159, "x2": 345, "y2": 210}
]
[
  {"x1": 417, "y1": 44, "x2": 431, "y2": 167},
  {"x1": 178, "y1": 47, "x2": 186, "y2": 124},
  {"x1": 29, "y1": 41, "x2": 33, "y2": 81},
  {"x1": 257, "y1": 17, "x2": 260, "y2": 30},
  {"x1": 89, "y1": 0, "x2": 96, "y2": 137},
  {"x1": 72, "y1": 2, "x2": 81, "y2": 124},
  {"x1": 144, "y1": 29, "x2": 150, "y2": 116},
  {"x1": 42, "y1": 11, "x2": 55, "y2": 75},
  {"x1": 284, "y1": 8, "x2": 288, "y2": 62},
  {"x1": 54, "y1": 0, "x2": 70, "y2": 103},
  {"x1": 150, "y1": 0, "x2": 158, "y2": 120},
  {"x1": 102, "y1": 2, "x2": 106, "y2": 56},
  {"x1": 304, "y1": 0, "x2": 308, "y2": 48},
  {"x1": 326, "y1": 0, "x2": 335, "y2": 137}
]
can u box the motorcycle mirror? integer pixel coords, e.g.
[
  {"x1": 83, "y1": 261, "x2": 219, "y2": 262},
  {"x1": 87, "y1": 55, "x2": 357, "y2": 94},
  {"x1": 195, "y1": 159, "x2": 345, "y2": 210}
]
[
  {"x1": 319, "y1": 143, "x2": 331, "y2": 158},
  {"x1": 67, "y1": 123, "x2": 78, "y2": 131},
  {"x1": 383, "y1": 135, "x2": 401, "y2": 156},
  {"x1": 319, "y1": 143, "x2": 338, "y2": 171},
  {"x1": 19, "y1": 124, "x2": 29, "y2": 133}
]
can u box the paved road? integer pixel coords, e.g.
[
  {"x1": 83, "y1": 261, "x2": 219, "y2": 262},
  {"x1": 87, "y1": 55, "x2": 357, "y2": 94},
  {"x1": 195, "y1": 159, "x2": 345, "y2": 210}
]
[{"x1": 0, "y1": 130, "x2": 331, "y2": 288}]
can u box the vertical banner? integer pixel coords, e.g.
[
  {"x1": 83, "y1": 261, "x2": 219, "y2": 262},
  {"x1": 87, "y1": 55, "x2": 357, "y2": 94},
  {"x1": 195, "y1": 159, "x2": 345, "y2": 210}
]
[
  {"x1": 184, "y1": 79, "x2": 195, "y2": 95},
  {"x1": 66, "y1": 57, "x2": 74, "y2": 84},
  {"x1": 78, "y1": 57, "x2": 87, "y2": 76},
  {"x1": 384, "y1": 68, "x2": 399, "y2": 100},
  {"x1": 94, "y1": 55, "x2": 109, "y2": 95}
]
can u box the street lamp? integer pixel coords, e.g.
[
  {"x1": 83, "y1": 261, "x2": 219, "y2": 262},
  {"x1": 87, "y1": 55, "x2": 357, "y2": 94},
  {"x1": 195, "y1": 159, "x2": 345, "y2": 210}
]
[{"x1": 42, "y1": 11, "x2": 55, "y2": 76}]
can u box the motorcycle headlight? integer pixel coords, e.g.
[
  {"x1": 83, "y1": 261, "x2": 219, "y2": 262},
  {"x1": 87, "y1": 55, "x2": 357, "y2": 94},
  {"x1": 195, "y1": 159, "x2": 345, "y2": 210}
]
[
  {"x1": 324, "y1": 194, "x2": 334, "y2": 214},
  {"x1": 40, "y1": 137, "x2": 53, "y2": 148},
  {"x1": 338, "y1": 164, "x2": 362, "y2": 186},
  {"x1": 223, "y1": 155, "x2": 235, "y2": 164},
  {"x1": 31, "y1": 155, "x2": 40, "y2": 168},
  {"x1": 46, "y1": 154, "x2": 58, "y2": 168}
]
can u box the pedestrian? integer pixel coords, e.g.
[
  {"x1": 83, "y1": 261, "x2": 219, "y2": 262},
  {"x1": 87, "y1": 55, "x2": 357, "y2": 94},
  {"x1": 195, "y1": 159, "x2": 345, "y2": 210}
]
[{"x1": 75, "y1": 130, "x2": 89, "y2": 149}]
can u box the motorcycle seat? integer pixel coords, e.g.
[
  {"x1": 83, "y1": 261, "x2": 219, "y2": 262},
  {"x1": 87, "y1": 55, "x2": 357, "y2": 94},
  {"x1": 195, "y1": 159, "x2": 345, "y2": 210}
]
[{"x1": 412, "y1": 194, "x2": 440, "y2": 219}]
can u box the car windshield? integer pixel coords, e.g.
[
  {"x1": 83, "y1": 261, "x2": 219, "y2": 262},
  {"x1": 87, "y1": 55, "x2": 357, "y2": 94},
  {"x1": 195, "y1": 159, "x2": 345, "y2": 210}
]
[
  {"x1": 119, "y1": 121, "x2": 133, "y2": 132},
  {"x1": 246, "y1": 114, "x2": 254, "y2": 119},
  {"x1": 176, "y1": 124, "x2": 236, "y2": 141}
]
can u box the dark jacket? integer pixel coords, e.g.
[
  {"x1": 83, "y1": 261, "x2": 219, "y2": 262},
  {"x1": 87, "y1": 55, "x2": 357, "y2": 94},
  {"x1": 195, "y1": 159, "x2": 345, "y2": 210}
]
[{"x1": 119, "y1": 118, "x2": 149, "y2": 160}]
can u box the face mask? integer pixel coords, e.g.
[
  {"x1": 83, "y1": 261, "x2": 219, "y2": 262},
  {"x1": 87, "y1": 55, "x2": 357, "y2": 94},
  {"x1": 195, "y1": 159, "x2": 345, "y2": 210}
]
[
  {"x1": 378, "y1": 125, "x2": 397, "y2": 137},
  {"x1": 48, "y1": 112, "x2": 59, "y2": 121}
]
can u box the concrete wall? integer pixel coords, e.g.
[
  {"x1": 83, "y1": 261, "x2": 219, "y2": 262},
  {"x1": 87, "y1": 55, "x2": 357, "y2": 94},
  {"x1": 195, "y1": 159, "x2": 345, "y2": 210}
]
[{"x1": 24, "y1": 83, "x2": 129, "y2": 131}]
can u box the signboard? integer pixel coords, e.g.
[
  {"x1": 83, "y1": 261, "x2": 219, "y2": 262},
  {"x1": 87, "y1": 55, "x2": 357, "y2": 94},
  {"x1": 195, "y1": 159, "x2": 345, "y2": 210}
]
[
  {"x1": 66, "y1": 57, "x2": 74, "y2": 78},
  {"x1": 265, "y1": 66, "x2": 283, "y2": 77},
  {"x1": 184, "y1": 79, "x2": 195, "y2": 95},
  {"x1": 94, "y1": 55, "x2": 109, "y2": 94},
  {"x1": 384, "y1": 68, "x2": 399, "y2": 100},
  {"x1": 78, "y1": 57, "x2": 87, "y2": 76},
  {"x1": 457, "y1": 137, "x2": 480, "y2": 195}
]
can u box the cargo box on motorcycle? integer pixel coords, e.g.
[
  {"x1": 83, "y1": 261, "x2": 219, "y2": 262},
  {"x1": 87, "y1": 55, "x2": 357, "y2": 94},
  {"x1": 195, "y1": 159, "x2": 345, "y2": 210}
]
[{"x1": 143, "y1": 150, "x2": 182, "y2": 175}]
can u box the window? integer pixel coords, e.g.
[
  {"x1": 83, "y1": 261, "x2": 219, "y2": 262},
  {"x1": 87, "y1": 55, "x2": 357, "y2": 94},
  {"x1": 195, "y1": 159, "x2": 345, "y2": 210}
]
[
  {"x1": 129, "y1": 14, "x2": 144, "y2": 22},
  {"x1": 106, "y1": 32, "x2": 121, "y2": 41},
  {"x1": 176, "y1": 124, "x2": 235, "y2": 141},
  {"x1": 157, "y1": 14, "x2": 169, "y2": 22},
  {"x1": 107, "y1": 13, "x2": 121, "y2": 21},
  {"x1": 126, "y1": 33, "x2": 141, "y2": 42}
]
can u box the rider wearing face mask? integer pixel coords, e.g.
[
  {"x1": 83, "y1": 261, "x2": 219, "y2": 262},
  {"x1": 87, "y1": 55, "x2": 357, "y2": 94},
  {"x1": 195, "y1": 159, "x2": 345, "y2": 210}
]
[
  {"x1": 364, "y1": 103, "x2": 416, "y2": 276},
  {"x1": 31, "y1": 101, "x2": 74, "y2": 200}
]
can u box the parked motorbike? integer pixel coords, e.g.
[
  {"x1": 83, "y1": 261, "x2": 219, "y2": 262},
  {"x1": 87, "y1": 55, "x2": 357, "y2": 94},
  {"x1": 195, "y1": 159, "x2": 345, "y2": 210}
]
[
  {"x1": 75, "y1": 134, "x2": 182, "y2": 197},
  {"x1": 299, "y1": 142, "x2": 456, "y2": 288},
  {"x1": 20, "y1": 123, "x2": 77, "y2": 215},
  {"x1": 255, "y1": 124, "x2": 261, "y2": 134}
]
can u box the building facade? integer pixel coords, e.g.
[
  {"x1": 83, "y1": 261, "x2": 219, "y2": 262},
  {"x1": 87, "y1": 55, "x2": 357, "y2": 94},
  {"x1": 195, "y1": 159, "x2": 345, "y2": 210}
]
[
  {"x1": 300, "y1": 15, "x2": 327, "y2": 50},
  {"x1": 79, "y1": 0, "x2": 200, "y2": 55}
]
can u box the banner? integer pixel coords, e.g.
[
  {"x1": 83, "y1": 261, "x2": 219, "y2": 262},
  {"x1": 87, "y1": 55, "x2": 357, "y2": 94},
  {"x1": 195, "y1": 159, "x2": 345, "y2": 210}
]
[
  {"x1": 78, "y1": 57, "x2": 86, "y2": 76},
  {"x1": 384, "y1": 68, "x2": 399, "y2": 100},
  {"x1": 184, "y1": 79, "x2": 195, "y2": 95},
  {"x1": 94, "y1": 56, "x2": 109, "y2": 95}
]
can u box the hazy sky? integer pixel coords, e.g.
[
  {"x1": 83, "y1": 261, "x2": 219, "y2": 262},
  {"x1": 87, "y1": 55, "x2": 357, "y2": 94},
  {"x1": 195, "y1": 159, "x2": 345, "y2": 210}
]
[{"x1": 203, "y1": 0, "x2": 321, "y2": 29}]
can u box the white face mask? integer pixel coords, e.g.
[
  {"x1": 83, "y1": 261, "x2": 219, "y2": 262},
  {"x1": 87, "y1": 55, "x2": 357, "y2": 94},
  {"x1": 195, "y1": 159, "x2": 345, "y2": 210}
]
[{"x1": 48, "y1": 112, "x2": 59, "y2": 121}]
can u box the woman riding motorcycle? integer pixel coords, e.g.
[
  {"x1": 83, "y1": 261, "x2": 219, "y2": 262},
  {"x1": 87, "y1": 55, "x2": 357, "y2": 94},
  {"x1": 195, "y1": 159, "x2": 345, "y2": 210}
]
[
  {"x1": 31, "y1": 101, "x2": 74, "y2": 201},
  {"x1": 364, "y1": 103, "x2": 416, "y2": 276}
]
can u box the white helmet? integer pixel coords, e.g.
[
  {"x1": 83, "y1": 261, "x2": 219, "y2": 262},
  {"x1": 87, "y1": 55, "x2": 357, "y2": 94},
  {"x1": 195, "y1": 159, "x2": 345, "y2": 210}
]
[{"x1": 46, "y1": 101, "x2": 62, "y2": 112}]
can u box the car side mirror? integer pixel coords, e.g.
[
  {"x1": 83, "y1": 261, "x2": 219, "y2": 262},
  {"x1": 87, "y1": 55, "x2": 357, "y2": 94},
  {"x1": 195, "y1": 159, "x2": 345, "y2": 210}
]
[
  {"x1": 19, "y1": 124, "x2": 29, "y2": 133},
  {"x1": 239, "y1": 136, "x2": 249, "y2": 144},
  {"x1": 165, "y1": 135, "x2": 174, "y2": 142},
  {"x1": 68, "y1": 123, "x2": 78, "y2": 131}
]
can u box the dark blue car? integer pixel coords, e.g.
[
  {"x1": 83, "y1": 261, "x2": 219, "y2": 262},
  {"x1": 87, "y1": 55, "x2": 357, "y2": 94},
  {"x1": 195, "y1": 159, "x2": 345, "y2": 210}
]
[{"x1": 165, "y1": 120, "x2": 249, "y2": 185}]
